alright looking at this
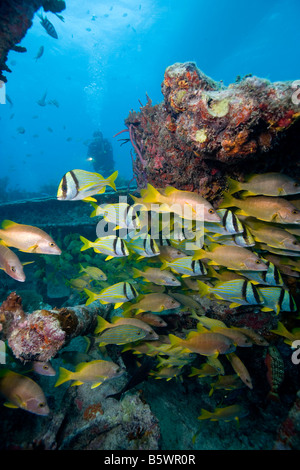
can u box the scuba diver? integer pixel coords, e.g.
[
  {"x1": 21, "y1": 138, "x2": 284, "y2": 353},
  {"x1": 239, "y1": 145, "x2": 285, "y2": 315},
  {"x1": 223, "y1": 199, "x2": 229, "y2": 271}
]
[{"x1": 87, "y1": 131, "x2": 115, "y2": 177}]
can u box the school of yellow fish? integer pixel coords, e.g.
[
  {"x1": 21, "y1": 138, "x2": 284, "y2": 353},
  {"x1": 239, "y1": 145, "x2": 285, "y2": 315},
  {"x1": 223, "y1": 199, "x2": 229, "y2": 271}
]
[{"x1": 0, "y1": 169, "x2": 299, "y2": 426}]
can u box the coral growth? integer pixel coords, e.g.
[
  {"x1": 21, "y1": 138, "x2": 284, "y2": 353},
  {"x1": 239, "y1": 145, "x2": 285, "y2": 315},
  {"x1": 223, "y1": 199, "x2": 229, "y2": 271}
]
[
  {"x1": 0, "y1": 292, "x2": 100, "y2": 362},
  {"x1": 124, "y1": 62, "x2": 300, "y2": 201}
]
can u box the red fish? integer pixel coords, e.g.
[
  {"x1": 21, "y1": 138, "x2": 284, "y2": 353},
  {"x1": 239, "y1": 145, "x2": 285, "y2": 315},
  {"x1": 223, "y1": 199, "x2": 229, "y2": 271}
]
[{"x1": 265, "y1": 346, "x2": 284, "y2": 401}]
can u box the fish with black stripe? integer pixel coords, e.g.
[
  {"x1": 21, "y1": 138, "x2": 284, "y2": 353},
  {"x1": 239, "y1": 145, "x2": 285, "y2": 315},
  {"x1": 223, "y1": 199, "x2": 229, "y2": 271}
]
[
  {"x1": 196, "y1": 279, "x2": 263, "y2": 308},
  {"x1": 84, "y1": 281, "x2": 138, "y2": 308},
  {"x1": 127, "y1": 234, "x2": 160, "y2": 258},
  {"x1": 57, "y1": 169, "x2": 118, "y2": 202},
  {"x1": 258, "y1": 286, "x2": 297, "y2": 314},
  {"x1": 160, "y1": 256, "x2": 207, "y2": 277},
  {"x1": 238, "y1": 260, "x2": 284, "y2": 287},
  {"x1": 80, "y1": 235, "x2": 129, "y2": 261},
  {"x1": 37, "y1": 12, "x2": 58, "y2": 39}
]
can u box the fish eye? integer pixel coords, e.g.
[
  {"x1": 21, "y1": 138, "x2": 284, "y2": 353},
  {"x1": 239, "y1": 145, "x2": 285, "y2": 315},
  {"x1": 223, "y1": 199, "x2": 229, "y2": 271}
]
[
  {"x1": 208, "y1": 208, "x2": 215, "y2": 214},
  {"x1": 49, "y1": 242, "x2": 55, "y2": 247},
  {"x1": 255, "y1": 259, "x2": 262, "y2": 264},
  {"x1": 43, "y1": 365, "x2": 49, "y2": 370},
  {"x1": 11, "y1": 266, "x2": 16, "y2": 272},
  {"x1": 292, "y1": 209, "x2": 299, "y2": 215},
  {"x1": 39, "y1": 402, "x2": 46, "y2": 408},
  {"x1": 294, "y1": 182, "x2": 299, "y2": 187}
]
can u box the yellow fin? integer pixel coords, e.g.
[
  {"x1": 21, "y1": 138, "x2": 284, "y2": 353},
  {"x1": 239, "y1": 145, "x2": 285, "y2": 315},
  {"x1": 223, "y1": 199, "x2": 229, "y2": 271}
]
[
  {"x1": 71, "y1": 381, "x2": 84, "y2": 386},
  {"x1": 1, "y1": 220, "x2": 18, "y2": 230},
  {"x1": 114, "y1": 302, "x2": 124, "y2": 309},
  {"x1": 83, "y1": 196, "x2": 98, "y2": 202},
  {"x1": 105, "y1": 255, "x2": 114, "y2": 261},
  {"x1": 4, "y1": 402, "x2": 19, "y2": 409},
  {"x1": 91, "y1": 382, "x2": 103, "y2": 389}
]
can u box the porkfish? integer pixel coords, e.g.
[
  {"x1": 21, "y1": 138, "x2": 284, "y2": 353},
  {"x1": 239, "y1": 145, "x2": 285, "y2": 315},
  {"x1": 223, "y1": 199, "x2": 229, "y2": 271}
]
[
  {"x1": 55, "y1": 360, "x2": 124, "y2": 389},
  {"x1": 57, "y1": 169, "x2": 118, "y2": 202},
  {"x1": 0, "y1": 220, "x2": 61, "y2": 255},
  {"x1": 0, "y1": 370, "x2": 49, "y2": 415},
  {"x1": 84, "y1": 281, "x2": 138, "y2": 308}
]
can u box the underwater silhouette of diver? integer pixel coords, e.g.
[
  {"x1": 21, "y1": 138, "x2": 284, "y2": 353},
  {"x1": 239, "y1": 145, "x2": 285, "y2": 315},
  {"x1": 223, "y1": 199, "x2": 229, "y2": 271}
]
[{"x1": 87, "y1": 131, "x2": 115, "y2": 177}]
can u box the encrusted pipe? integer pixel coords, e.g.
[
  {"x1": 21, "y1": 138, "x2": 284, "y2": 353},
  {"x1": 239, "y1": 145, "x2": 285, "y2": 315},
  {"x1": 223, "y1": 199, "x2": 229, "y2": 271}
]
[{"x1": 0, "y1": 292, "x2": 100, "y2": 363}]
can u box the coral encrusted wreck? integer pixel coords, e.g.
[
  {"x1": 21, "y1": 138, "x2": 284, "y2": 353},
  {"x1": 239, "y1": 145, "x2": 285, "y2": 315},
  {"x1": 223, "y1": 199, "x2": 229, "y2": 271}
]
[{"x1": 125, "y1": 62, "x2": 300, "y2": 202}]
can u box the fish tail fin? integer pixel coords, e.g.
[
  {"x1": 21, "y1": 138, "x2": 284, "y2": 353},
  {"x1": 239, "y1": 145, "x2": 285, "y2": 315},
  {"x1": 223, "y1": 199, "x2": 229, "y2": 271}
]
[
  {"x1": 55, "y1": 367, "x2": 73, "y2": 387},
  {"x1": 227, "y1": 177, "x2": 241, "y2": 195},
  {"x1": 140, "y1": 184, "x2": 161, "y2": 203},
  {"x1": 169, "y1": 334, "x2": 182, "y2": 348},
  {"x1": 198, "y1": 409, "x2": 213, "y2": 420},
  {"x1": 95, "y1": 315, "x2": 111, "y2": 334},
  {"x1": 196, "y1": 280, "x2": 210, "y2": 297},
  {"x1": 89, "y1": 202, "x2": 99, "y2": 218},
  {"x1": 84, "y1": 288, "x2": 98, "y2": 306},
  {"x1": 160, "y1": 259, "x2": 170, "y2": 271},
  {"x1": 132, "y1": 267, "x2": 141, "y2": 278},
  {"x1": 106, "y1": 170, "x2": 118, "y2": 191},
  {"x1": 192, "y1": 248, "x2": 207, "y2": 260},
  {"x1": 80, "y1": 236, "x2": 92, "y2": 251},
  {"x1": 219, "y1": 192, "x2": 235, "y2": 209}
]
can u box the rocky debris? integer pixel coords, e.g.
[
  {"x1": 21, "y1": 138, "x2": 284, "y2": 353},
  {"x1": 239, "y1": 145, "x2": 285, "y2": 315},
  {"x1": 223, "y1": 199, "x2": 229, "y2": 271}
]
[{"x1": 124, "y1": 62, "x2": 300, "y2": 203}]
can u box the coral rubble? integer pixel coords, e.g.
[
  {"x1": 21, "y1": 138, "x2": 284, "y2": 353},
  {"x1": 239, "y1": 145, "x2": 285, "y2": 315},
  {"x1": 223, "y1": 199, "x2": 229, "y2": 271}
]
[{"x1": 124, "y1": 62, "x2": 300, "y2": 202}]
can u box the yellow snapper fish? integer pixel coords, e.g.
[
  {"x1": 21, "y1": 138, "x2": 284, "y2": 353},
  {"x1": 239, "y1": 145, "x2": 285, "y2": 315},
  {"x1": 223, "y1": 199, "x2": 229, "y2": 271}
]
[
  {"x1": 270, "y1": 321, "x2": 300, "y2": 347},
  {"x1": 198, "y1": 404, "x2": 248, "y2": 423},
  {"x1": 0, "y1": 220, "x2": 61, "y2": 255},
  {"x1": 135, "y1": 312, "x2": 167, "y2": 327},
  {"x1": 80, "y1": 235, "x2": 129, "y2": 261},
  {"x1": 220, "y1": 193, "x2": 300, "y2": 224},
  {"x1": 169, "y1": 330, "x2": 235, "y2": 357},
  {"x1": 193, "y1": 243, "x2": 268, "y2": 271},
  {"x1": 157, "y1": 244, "x2": 187, "y2": 262},
  {"x1": 95, "y1": 315, "x2": 159, "y2": 340},
  {"x1": 79, "y1": 264, "x2": 107, "y2": 281},
  {"x1": 90, "y1": 202, "x2": 140, "y2": 230},
  {"x1": 55, "y1": 359, "x2": 124, "y2": 389},
  {"x1": 84, "y1": 281, "x2": 138, "y2": 309},
  {"x1": 160, "y1": 256, "x2": 207, "y2": 277},
  {"x1": 95, "y1": 324, "x2": 148, "y2": 346},
  {"x1": 0, "y1": 369, "x2": 49, "y2": 415},
  {"x1": 122, "y1": 292, "x2": 181, "y2": 315},
  {"x1": 149, "y1": 365, "x2": 183, "y2": 381},
  {"x1": 0, "y1": 244, "x2": 26, "y2": 282},
  {"x1": 230, "y1": 327, "x2": 269, "y2": 346},
  {"x1": 209, "y1": 374, "x2": 244, "y2": 396},
  {"x1": 206, "y1": 325, "x2": 253, "y2": 347},
  {"x1": 226, "y1": 352, "x2": 253, "y2": 389},
  {"x1": 188, "y1": 363, "x2": 221, "y2": 378},
  {"x1": 57, "y1": 169, "x2": 118, "y2": 202},
  {"x1": 196, "y1": 279, "x2": 263, "y2": 308},
  {"x1": 243, "y1": 218, "x2": 300, "y2": 251},
  {"x1": 131, "y1": 184, "x2": 221, "y2": 222},
  {"x1": 132, "y1": 266, "x2": 181, "y2": 286},
  {"x1": 226, "y1": 173, "x2": 300, "y2": 197}
]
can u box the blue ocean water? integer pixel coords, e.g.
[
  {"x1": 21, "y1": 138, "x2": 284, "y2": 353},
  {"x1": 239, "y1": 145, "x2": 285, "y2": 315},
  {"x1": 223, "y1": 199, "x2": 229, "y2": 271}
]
[{"x1": 1, "y1": 0, "x2": 300, "y2": 198}]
